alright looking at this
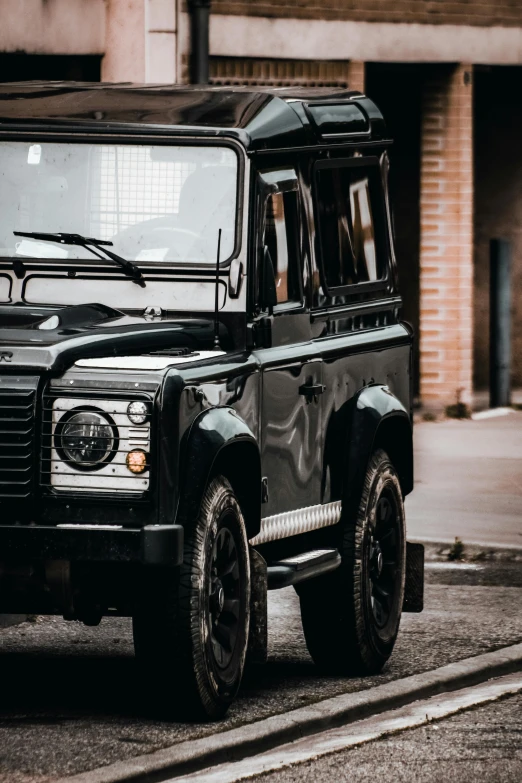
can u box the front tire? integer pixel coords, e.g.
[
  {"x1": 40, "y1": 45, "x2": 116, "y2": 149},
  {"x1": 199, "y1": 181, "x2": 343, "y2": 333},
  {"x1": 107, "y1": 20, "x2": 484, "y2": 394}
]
[
  {"x1": 298, "y1": 449, "x2": 406, "y2": 675},
  {"x1": 133, "y1": 476, "x2": 250, "y2": 720}
]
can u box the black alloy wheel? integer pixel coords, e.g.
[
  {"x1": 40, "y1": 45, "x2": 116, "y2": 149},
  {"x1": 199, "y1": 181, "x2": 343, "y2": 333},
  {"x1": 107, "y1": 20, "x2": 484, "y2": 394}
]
[
  {"x1": 133, "y1": 476, "x2": 250, "y2": 721},
  {"x1": 209, "y1": 524, "x2": 242, "y2": 671},
  {"x1": 368, "y1": 489, "x2": 402, "y2": 631},
  {"x1": 298, "y1": 449, "x2": 406, "y2": 675}
]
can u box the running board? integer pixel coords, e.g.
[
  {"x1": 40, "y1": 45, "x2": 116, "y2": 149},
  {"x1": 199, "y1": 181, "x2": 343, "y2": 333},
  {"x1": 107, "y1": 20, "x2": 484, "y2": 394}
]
[{"x1": 267, "y1": 549, "x2": 341, "y2": 590}]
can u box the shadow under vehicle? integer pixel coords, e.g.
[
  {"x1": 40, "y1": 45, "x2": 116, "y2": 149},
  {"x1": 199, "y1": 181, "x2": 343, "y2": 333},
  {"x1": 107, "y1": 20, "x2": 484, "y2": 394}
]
[{"x1": 0, "y1": 82, "x2": 424, "y2": 719}]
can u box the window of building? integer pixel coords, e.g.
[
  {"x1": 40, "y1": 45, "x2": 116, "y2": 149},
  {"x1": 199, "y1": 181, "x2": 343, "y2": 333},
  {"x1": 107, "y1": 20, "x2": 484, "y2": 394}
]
[
  {"x1": 315, "y1": 161, "x2": 386, "y2": 293},
  {"x1": 262, "y1": 191, "x2": 300, "y2": 306}
]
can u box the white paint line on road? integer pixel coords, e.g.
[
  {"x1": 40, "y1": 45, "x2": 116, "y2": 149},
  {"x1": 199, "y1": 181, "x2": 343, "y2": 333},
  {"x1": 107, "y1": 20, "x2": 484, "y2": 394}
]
[
  {"x1": 175, "y1": 673, "x2": 522, "y2": 783},
  {"x1": 425, "y1": 562, "x2": 484, "y2": 570},
  {"x1": 471, "y1": 407, "x2": 513, "y2": 420}
]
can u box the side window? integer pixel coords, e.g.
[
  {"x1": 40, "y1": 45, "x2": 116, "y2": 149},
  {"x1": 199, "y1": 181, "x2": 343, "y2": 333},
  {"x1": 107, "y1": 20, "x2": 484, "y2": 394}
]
[
  {"x1": 262, "y1": 191, "x2": 300, "y2": 306},
  {"x1": 315, "y1": 162, "x2": 385, "y2": 293}
]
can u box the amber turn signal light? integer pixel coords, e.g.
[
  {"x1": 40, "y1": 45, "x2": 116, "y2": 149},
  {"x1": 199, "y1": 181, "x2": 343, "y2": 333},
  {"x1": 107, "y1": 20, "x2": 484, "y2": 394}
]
[{"x1": 126, "y1": 449, "x2": 148, "y2": 474}]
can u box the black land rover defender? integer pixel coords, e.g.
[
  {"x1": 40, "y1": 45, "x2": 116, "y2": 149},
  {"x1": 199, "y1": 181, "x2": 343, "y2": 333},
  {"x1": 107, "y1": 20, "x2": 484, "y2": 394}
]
[{"x1": 0, "y1": 82, "x2": 423, "y2": 720}]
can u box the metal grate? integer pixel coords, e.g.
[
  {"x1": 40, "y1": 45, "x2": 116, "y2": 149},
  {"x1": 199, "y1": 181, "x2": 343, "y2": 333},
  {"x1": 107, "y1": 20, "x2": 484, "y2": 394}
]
[
  {"x1": 89, "y1": 146, "x2": 196, "y2": 241},
  {"x1": 0, "y1": 383, "x2": 37, "y2": 499}
]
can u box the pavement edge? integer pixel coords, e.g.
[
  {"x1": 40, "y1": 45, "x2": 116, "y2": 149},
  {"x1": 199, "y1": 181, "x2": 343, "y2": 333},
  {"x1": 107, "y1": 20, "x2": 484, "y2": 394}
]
[{"x1": 59, "y1": 642, "x2": 522, "y2": 783}]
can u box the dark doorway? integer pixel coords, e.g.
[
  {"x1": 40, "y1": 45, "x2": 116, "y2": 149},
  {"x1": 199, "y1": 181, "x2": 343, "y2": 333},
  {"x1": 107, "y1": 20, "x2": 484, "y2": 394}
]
[
  {"x1": 474, "y1": 66, "x2": 522, "y2": 391},
  {"x1": 0, "y1": 54, "x2": 101, "y2": 83},
  {"x1": 366, "y1": 64, "x2": 424, "y2": 395}
]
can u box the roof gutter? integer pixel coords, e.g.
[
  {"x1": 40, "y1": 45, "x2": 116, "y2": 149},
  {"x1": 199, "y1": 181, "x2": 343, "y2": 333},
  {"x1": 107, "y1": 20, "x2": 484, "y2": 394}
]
[{"x1": 188, "y1": 0, "x2": 212, "y2": 84}]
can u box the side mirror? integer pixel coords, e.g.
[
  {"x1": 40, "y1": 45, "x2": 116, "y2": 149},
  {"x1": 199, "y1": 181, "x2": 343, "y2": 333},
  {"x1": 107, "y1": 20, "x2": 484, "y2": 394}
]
[{"x1": 259, "y1": 246, "x2": 277, "y2": 311}]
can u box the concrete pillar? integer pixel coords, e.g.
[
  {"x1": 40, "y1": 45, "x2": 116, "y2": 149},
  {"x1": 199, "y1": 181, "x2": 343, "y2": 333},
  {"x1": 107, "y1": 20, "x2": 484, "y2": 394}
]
[
  {"x1": 102, "y1": 0, "x2": 177, "y2": 84},
  {"x1": 419, "y1": 63, "x2": 474, "y2": 411},
  {"x1": 347, "y1": 60, "x2": 365, "y2": 93}
]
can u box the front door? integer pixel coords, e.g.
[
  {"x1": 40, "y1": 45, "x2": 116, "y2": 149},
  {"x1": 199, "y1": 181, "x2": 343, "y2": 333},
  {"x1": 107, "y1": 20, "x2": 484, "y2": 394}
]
[
  {"x1": 252, "y1": 169, "x2": 323, "y2": 529},
  {"x1": 261, "y1": 354, "x2": 323, "y2": 518}
]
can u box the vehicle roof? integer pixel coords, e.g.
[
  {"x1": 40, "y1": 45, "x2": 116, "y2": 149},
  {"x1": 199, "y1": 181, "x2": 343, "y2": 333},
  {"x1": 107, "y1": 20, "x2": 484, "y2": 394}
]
[{"x1": 0, "y1": 82, "x2": 387, "y2": 151}]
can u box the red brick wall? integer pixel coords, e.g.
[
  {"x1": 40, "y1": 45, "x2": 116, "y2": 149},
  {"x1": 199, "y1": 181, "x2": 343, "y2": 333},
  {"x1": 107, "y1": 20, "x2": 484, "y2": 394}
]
[
  {"x1": 208, "y1": 57, "x2": 365, "y2": 90},
  {"x1": 419, "y1": 64, "x2": 474, "y2": 410},
  {"x1": 210, "y1": 1, "x2": 522, "y2": 27}
]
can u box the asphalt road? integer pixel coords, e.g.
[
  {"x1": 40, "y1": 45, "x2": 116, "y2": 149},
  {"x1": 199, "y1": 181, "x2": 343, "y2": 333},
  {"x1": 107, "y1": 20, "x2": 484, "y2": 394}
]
[
  {"x1": 0, "y1": 560, "x2": 521, "y2": 782},
  {"x1": 407, "y1": 410, "x2": 522, "y2": 550},
  {"x1": 251, "y1": 691, "x2": 522, "y2": 783}
]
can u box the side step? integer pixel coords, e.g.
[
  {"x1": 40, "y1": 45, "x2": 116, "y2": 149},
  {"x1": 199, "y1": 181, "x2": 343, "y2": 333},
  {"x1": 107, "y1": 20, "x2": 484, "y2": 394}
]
[{"x1": 267, "y1": 549, "x2": 341, "y2": 590}]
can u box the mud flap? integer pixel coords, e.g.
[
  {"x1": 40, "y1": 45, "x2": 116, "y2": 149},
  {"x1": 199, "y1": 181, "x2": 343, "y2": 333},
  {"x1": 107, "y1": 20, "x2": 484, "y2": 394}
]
[
  {"x1": 247, "y1": 547, "x2": 268, "y2": 665},
  {"x1": 403, "y1": 541, "x2": 424, "y2": 613}
]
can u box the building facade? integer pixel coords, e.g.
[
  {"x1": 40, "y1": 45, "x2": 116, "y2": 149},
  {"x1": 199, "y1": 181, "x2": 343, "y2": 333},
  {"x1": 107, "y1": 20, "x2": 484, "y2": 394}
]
[{"x1": 2, "y1": 0, "x2": 522, "y2": 409}]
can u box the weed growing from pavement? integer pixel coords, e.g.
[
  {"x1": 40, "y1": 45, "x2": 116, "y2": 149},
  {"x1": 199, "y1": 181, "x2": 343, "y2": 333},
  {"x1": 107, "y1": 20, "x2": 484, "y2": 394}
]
[
  {"x1": 448, "y1": 537, "x2": 465, "y2": 561},
  {"x1": 445, "y1": 402, "x2": 471, "y2": 419},
  {"x1": 446, "y1": 388, "x2": 471, "y2": 419}
]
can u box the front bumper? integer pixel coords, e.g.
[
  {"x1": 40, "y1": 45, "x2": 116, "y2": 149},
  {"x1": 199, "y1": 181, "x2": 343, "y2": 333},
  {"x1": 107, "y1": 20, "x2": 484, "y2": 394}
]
[{"x1": 0, "y1": 524, "x2": 184, "y2": 567}]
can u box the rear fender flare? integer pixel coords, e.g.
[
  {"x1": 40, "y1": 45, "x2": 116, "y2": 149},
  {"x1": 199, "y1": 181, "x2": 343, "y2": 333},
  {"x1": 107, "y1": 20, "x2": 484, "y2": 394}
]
[{"x1": 343, "y1": 385, "x2": 413, "y2": 515}]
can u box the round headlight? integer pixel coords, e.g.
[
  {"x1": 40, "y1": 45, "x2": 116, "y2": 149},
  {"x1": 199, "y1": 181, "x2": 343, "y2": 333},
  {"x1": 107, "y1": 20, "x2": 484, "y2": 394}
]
[
  {"x1": 127, "y1": 401, "x2": 149, "y2": 425},
  {"x1": 59, "y1": 411, "x2": 116, "y2": 470}
]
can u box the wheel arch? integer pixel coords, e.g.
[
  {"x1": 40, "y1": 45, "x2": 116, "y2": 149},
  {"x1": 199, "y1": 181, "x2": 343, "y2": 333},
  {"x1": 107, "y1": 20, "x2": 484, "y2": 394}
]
[
  {"x1": 372, "y1": 413, "x2": 413, "y2": 497},
  {"x1": 178, "y1": 407, "x2": 261, "y2": 540},
  {"x1": 344, "y1": 385, "x2": 413, "y2": 511}
]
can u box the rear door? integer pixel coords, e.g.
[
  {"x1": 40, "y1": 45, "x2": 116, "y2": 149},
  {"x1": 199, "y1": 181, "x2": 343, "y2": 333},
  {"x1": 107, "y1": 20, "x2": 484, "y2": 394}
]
[{"x1": 311, "y1": 155, "x2": 411, "y2": 505}]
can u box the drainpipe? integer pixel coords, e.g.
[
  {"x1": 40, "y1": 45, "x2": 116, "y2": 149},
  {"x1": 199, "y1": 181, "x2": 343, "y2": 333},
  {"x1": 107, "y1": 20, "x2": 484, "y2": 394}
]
[
  {"x1": 188, "y1": 0, "x2": 212, "y2": 84},
  {"x1": 489, "y1": 238, "x2": 512, "y2": 408}
]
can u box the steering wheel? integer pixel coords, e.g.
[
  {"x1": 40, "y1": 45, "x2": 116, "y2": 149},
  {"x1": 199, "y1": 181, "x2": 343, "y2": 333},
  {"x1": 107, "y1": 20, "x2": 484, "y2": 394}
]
[
  {"x1": 145, "y1": 226, "x2": 208, "y2": 260},
  {"x1": 113, "y1": 223, "x2": 209, "y2": 262}
]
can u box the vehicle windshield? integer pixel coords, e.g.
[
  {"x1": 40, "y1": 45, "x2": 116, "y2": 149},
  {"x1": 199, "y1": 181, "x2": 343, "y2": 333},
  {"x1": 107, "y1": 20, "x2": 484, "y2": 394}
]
[{"x1": 0, "y1": 141, "x2": 238, "y2": 265}]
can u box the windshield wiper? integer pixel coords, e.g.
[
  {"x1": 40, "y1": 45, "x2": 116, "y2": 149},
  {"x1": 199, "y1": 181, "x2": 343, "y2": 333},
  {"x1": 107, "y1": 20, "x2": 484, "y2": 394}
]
[{"x1": 13, "y1": 231, "x2": 146, "y2": 288}]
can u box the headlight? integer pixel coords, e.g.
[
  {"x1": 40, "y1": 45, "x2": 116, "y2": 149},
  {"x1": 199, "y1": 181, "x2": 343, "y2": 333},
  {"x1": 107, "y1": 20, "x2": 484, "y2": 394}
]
[
  {"x1": 50, "y1": 397, "x2": 152, "y2": 493},
  {"x1": 57, "y1": 410, "x2": 117, "y2": 470}
]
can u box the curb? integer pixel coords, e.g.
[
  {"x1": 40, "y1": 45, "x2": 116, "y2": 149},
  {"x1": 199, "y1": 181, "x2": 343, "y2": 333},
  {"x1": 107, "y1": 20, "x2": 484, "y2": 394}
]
[
  {"x1": 0, "y1": 614, "x2": 27, "y2": 630},
  {"x1": 60, "y1": 642, "x2": 522, "y2": 783}
]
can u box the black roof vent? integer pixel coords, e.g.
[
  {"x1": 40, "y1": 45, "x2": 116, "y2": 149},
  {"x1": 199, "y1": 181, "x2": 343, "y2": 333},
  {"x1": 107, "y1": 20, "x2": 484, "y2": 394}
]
[{"x1": 306, "y1": 101, "x2": 369, "y2": 137}]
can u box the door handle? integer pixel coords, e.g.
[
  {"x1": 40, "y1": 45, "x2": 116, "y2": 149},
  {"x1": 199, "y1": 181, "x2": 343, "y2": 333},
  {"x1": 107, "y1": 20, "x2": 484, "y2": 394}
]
[{"x1": 299, "y1": 382, "x2": 326, "y2": 402}]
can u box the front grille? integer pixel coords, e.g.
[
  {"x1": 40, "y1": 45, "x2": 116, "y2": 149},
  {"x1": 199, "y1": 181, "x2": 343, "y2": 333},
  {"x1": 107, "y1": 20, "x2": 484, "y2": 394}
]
[{"x1": 0, "y1": 378, "x2": 38, "y2": 499}]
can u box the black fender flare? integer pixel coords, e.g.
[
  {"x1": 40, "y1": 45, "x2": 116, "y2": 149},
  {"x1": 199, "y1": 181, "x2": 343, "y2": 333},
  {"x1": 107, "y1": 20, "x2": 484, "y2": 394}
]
[
  {"x1": 178, "y1": 407, "x2": 262, "y2": 540},
  {"x1": 344, "y1": 384, "x2": 413, "y2": 513}
]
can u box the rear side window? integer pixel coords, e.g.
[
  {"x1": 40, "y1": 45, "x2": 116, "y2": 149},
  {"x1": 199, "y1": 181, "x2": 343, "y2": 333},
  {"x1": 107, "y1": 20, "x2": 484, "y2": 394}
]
[{"x1": 315, "y1": 160, "x2": 387, "y2": 294}]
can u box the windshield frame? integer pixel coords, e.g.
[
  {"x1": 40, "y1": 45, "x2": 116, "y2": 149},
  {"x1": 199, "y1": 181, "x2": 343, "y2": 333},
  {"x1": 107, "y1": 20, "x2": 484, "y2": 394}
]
[{"x1": 0, "y1": 131, "x2": 245, "y2": 270}]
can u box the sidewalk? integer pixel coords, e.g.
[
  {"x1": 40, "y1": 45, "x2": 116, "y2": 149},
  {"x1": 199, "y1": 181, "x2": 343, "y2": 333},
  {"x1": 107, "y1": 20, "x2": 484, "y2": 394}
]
[{"x1": 406, "y1": 409, "x2": 522, "y2": 550}]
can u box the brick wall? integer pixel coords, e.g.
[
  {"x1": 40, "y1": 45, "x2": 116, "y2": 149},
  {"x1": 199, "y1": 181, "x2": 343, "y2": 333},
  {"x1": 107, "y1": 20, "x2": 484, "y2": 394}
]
[
  {"x1": 419, "y1": 64, "x2": 474, "y2": 410},
  {"x1": 208, "y1": 57, "x2": 365, "y2": 90},
  {"x1": 210, "y1": 1, "x2": 522, "y2": 27}
]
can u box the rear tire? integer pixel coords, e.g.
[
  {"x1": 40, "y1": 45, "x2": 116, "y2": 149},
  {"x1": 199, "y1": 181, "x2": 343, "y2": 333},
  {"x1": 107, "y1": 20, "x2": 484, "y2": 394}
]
[
  {"x1": 133, "y1": 476, "x2": 250, "y2": 720},
  {"x1": 298, "y1": 449, "x2": 406, "y2": 674}
]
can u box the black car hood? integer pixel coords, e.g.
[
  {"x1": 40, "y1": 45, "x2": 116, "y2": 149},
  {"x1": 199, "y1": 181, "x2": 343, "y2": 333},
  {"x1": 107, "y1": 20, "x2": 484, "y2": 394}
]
[{"x1": 0, "y1": 303, "x2": 221, "y2": 372}]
